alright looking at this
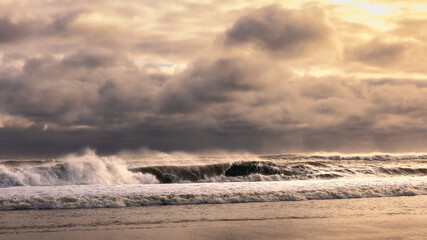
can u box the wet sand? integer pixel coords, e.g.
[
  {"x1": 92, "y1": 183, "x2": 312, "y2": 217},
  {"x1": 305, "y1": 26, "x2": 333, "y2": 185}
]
[{"x1": 1, "y1": 195, "x2": 426, "y2": 240}]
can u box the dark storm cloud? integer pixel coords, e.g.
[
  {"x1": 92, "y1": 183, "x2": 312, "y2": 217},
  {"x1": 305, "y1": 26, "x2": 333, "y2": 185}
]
[
  {"x1": 48, "y1": 10, "x2": 84, "y2": 34},
  {"x1": 0, "y1": 52, "x2": 156, "y2": 126},
  {"x1": 0, "y1": 45, "x2": 178, "y2": 132},
  {"x1": 3, "y1": 51, "x2": 427, "y2": 154},
  {"x1": 0, "y1": 12, "x2": 83, "y2": 45},
  {"x1": 347, "y1": 39, "x2": 406, "y2": 65},
  {"x1": 299, "y1": 79, "x2": 347, "y2": 100},
  {"x1": 157, "y1": 58, "x2": 263, "y2": 114},
  {"x1": 0, "y1": 73, "x2": 96, "y2": 125},
  {"x1": 136, "y1": 38, "x2": 208, "y2": 58},
  {"x1": 0, "y1": 18, "x2": 34, "y2": 43},
  {"x1": 92, "y1": 77, "x2": 159, "y2": 125},
  {"x1": 366, "y1": 84, "x2": 427, "y2": 116},
  {"x1": 61, "y1": 50, "x2": 119, "y2": 69},
  {"x1": 3, "y1": 116, "x2": 427, "y2": 156},
  {"x1": 2, "y1": 53, "x2": 427, "y2": 154},
  {"x1": 225, "y1": 5, "x2": 333, "y2": 56},
  {"x1": 366, "y1": 78, "x2": 427, "y2": 88}
]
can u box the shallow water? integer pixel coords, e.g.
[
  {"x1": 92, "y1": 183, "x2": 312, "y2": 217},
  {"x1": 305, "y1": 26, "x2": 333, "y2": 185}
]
[{"x1": 1, "y1": 196, "x2": 426, "y2": 239}]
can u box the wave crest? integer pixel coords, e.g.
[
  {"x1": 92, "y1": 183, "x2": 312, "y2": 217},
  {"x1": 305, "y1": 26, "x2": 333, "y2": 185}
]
[{"x1": 0, "y1": 149, "x2": 157, "y2": 187}]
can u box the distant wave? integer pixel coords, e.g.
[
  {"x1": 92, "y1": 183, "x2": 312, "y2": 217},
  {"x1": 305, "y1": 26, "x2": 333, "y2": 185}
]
[
  {"x1": 131, "y1": 161, "x2": 427, "y2": 183},
  {"x1": 265, "y1": 153, "x2": 427, "y2": 161}
]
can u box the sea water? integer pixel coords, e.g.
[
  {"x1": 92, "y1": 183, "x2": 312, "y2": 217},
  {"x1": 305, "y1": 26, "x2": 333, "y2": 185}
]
[{"x1": 1, "y1": 149, "x2": 426, "y2": 210}]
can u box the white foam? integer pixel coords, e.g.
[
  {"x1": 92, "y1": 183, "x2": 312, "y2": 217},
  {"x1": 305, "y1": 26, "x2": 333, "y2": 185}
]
[
  {"x1": 0, "y1": 149, "x2": 157, "y2": 187},
  {"x1": 1, "y1": 176, "x2": 425, "y2": 210}
]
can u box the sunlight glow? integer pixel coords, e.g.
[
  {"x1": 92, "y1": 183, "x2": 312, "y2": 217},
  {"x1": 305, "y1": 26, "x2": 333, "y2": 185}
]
[
  {"x1": 331, "y1": 0, "x2": 391, "y2": 15},
  {"x1": 412, "y1": 4, "x2": 426, "y2": 11}
]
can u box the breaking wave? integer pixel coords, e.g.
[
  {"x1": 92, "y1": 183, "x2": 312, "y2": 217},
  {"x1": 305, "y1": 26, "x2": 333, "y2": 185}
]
[
  {"x1": 131, "y1": 161, "x2": 427, "y2": 183},
  {"x1": 1, "y1": 151, "x2": 427, "y2": 187},
  {"x1": 0, "y1": 150, "x2": 157, "y2": 187}
]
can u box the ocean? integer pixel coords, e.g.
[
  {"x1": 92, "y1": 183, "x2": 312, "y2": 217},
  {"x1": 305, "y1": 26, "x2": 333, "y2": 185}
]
[{"x1": 1, "y1": 149, "x2": 426, "y2": 210}]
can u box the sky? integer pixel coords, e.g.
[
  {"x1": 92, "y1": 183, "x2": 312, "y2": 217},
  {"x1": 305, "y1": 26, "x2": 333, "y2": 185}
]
[{"x1": 1, "y1": 0, "x2": 427, "y2": 155}]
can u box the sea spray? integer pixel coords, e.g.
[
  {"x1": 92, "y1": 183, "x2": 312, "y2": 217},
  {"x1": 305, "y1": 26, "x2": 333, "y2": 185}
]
[{"x1": 0, "y1": 149, "x2": 157, "y2": 187}]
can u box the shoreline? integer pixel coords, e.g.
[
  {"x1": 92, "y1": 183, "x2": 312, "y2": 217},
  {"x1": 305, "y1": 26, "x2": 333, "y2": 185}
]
[
  {"x1": 1, "y1": 195, "x2": 426, "y2": 239},
  {"x1": 4, "y1": 216, "x2": 426, "y2": 240}
]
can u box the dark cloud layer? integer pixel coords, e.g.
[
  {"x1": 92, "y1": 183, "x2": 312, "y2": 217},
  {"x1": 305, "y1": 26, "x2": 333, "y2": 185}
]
[
  {"x1": 157, "y1": 58, "x2": 263, "y2": 114},
  {"x1": 225, "y1": 5, "x2": 333, "y2": 57},
  {"x1": 1, "y1": 1, "x2": 427, "y2": 155},
  {"x1": 347, "y1": 39, "x2": 406, "y2": 65},
  {"x1": 0, "y1": 18, "x2": 33, "y2": 43}
]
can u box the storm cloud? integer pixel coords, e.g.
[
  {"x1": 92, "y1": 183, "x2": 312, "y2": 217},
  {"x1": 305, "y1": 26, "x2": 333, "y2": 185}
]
[
  {"x1": 1, "y1": 1, "x2": 427, "y2": 155},
  {"x1": 0, "y1": 18, "x2": 34, "y2": 43},
  {"x1": 225, "y1": 5, "x2": 333, "y2": 57}
]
